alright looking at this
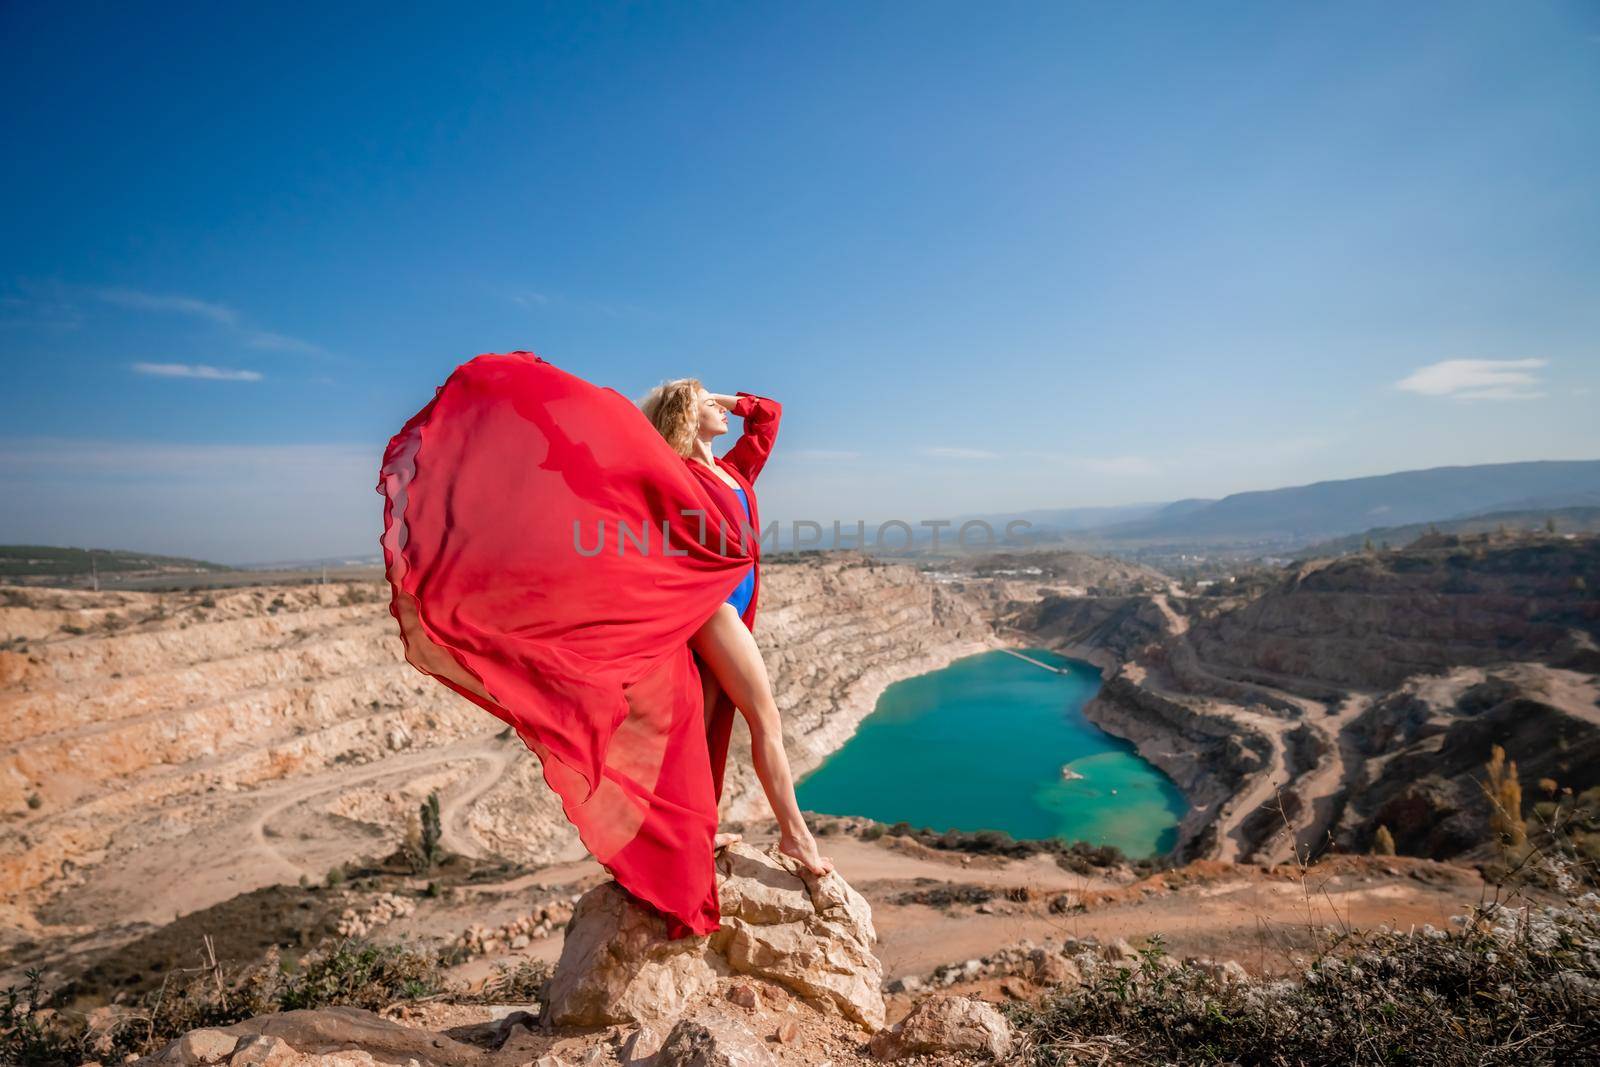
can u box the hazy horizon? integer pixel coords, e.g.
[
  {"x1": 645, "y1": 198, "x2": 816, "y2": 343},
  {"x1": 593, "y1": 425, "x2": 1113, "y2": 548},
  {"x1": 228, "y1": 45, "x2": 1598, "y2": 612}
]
[{"x1": 4, "y1": 2, "x2": 1598, "y2": 562}]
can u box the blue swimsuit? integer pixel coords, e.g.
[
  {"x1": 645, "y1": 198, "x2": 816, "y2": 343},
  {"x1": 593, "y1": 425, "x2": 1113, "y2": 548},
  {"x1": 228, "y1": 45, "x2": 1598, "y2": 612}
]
[{"x1": 725, "y1": 485, "x2": 756, "y2": 616}]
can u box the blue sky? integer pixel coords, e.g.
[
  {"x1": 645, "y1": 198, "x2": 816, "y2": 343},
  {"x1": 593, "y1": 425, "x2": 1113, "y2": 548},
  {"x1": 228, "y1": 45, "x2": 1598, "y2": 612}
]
[{"x1": 2, "y1": 1, "x2": 1598, "y2": 563}]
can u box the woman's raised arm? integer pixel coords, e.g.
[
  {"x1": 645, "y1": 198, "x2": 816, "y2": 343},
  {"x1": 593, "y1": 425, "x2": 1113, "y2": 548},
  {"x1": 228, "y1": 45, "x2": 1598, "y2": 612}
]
[{"x1": 717, "y1": 391, "x2": 782, "y2": 484}]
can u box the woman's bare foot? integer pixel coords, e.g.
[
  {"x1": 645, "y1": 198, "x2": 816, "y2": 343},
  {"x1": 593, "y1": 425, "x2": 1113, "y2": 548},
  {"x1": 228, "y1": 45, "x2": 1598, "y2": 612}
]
[
  {"x1": 777, "y1": 830, "x2": 834, "y2": 877},
  {"x1": 714, "y1": 831, "x2": 742, "y2": 851}
]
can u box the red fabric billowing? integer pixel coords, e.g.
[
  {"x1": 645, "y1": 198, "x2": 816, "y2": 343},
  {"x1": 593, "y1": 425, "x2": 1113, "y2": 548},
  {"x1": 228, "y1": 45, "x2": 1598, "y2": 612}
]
[{"x1": 375, "y1": 351, "x2": 779, "y2": 937}]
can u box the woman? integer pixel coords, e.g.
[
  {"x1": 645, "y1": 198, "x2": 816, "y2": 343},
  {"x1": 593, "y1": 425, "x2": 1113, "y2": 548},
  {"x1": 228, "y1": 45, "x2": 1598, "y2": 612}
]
[
  {"x1": 636, "y1": 378, "x2": 834, "y2": 879},
  {"x1": 376, "y1": 351, "x2": 828, "y2": 941}
]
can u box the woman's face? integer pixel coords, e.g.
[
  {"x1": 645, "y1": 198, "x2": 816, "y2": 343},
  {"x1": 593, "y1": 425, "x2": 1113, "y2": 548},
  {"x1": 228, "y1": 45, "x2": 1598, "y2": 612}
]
[{"x1": 695, "y1": 387, "x2": 729, "y2": 438}]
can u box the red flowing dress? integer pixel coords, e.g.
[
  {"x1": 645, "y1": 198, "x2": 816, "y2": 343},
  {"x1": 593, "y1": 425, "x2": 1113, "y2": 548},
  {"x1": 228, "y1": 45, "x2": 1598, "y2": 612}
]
[{"x1": 375, "y1": 351, "x2": 778, "y2": 938}]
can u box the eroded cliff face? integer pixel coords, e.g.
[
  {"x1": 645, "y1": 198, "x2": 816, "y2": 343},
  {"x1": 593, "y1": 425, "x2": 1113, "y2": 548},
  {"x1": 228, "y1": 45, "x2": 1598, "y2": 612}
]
[
  {"x1": 1015, "y1": 534, "x2": 1600, "y2": 866},
  {"x1": 1337, "y1": 664, "x2": 1600, "y2": 858},
  {"x1": 0, "y1": 554, "x2": 999, "y2": 944},
  {"x1": 1188, "y1": 539, "x2": 1600, "y2": 690}
]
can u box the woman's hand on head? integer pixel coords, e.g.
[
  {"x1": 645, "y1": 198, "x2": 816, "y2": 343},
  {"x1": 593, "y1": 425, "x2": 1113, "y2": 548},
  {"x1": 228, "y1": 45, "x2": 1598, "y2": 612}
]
[{"x1": 708, "y1": 393, "x2": 740, "y2": 411}]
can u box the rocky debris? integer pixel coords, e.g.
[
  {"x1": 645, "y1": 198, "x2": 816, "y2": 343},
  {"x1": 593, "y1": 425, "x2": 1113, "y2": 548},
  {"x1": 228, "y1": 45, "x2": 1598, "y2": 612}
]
[
  {"x1": 136, "y1": 1005, "x2": 487, "y2": 1066},
  {"x1": 654, "y1": 1003, "x2": 779, "y2": 1066},
  {"x1": 1184, "y1": 956, "x2": 1251, "y2": 985},
  {"x1": 890, "y1": 883, "x2": 994, "y2": 909},
  {"x1": 867, "y1": 994, "x2": 1012, "y2": 1061},
  {"x1": 1023, "y1": 948, "x2": 1083, "y2": 987},
  {"x1": 885, "y1": 933, "x2": 1237, "y2": 1002},
  {"x1": 157, "y1": 1028, "x2": 240, "y2": 1064},
  {"x1": 544, "y1": 841, "x2": 885, "y2": 1032},
  {"x1": 1101, "y1": 936, "x2": 1141, "y2": 962},
  {"x1": 334, "y1": 892, "x2": 417, "y2": 938},
  {"x1": 453, "y1": 895, "x2": 578, "y2": 955},
  {"x1": 888, "y1": 935, "x2": 1117, "y2": 993},
  {"x1": 725, "y1": 981, "x2": 761, "y2": 1009},
  {"x1": 1046, "y1": 891, "x2": 1083, "y2": 913}
]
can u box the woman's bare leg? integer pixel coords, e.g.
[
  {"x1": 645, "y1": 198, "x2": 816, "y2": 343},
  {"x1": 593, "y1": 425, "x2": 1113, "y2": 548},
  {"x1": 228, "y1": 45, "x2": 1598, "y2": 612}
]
[
  {"x1": 697, "y1": 663, "x2": 741, "y2": 852},
  {"x1": 691, "y1": 603, "x2": 834, "y2": 876}
]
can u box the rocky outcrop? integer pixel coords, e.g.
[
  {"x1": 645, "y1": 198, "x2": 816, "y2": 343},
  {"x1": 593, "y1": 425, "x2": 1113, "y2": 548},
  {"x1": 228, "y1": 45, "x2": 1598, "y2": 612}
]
[
  {"x1": 1013, "y1": 594, "x2": 1169, "y2": 666},
  {"x1": 544, "y1": 841, "x2": 885, "y2": 1031},
  {"x1": 1188, "y1": 538, "x2": 1600, "y2": 692}
]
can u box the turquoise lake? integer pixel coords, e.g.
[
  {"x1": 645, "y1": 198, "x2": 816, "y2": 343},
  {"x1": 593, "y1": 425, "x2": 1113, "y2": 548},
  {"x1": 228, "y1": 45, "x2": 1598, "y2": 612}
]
[{"x1": 794, "y1": 648, "x2": 1188, "y2": 858}]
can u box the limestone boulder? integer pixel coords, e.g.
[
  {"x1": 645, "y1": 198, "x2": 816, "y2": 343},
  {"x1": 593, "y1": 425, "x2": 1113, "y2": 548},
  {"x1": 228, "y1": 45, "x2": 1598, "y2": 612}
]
[
  {"x1": 544, "y1": 841, "x2": 885, "y2": 1032},
  {"x1": 868, "y1": 994, "x2": 1013, "y2": 1061},
  {"x1": 712, "y1": 843, "x2": 883, "y2": 1030},
  {"x1": 1024, "y1": 947, "x2": 1083, "y2": 988},
  {"x1": 542, "y1": 881, "x2": 729, "y2": 1027}
]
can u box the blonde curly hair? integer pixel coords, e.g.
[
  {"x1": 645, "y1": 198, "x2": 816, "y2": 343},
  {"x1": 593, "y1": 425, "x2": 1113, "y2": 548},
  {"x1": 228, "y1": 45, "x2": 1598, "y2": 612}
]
[{"x1": 636, "y1": 377, "x2": 705, "y2": 457}]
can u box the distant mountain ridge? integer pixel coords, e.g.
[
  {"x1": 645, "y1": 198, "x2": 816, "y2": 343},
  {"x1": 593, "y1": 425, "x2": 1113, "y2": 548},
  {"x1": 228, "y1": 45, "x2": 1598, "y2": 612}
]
[{"x1": 1088, "y1": 460, "x2": 1600, "y2": 548}]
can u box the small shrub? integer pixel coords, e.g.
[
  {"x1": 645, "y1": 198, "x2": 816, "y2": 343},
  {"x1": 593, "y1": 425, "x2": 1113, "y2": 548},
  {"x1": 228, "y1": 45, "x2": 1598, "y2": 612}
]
[
  {"x1": 461, "y1": 958, "x2": 551, "y2": 1005},
  {"x1": 402, "y1": 793, "x2": 444, "y2": 874},
  {"x1": 1482, "y1": 743, "x2": 1527, "y2": 852},
  {"x1": 1, "y1": 969, "x2": 58, "y2": 1067}
]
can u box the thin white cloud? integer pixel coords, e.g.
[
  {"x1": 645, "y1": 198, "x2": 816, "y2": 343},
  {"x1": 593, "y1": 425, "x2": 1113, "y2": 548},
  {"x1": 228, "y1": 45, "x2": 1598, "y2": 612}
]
[
  {"x1": 93, "y1": 286, "x2": 325, "y2": 356},
  {"x1": 243, "y1": 330, "x2": 324, "y2": 354},
  {"x1": 1396, "y1": 359, "x2": 1548, "y2": 401},
  {"x1": 94, "y1": 287, "x2": 238, "y2": 325},
  {"x1": 133, "y1": 362, "x2": 263, "y2": 382},
  {"x1": 922, "y1": 446, "x2": 999, "y2": 460},
  {"x1": 510, "y1": 291, "x2": 551, "y2": 307}
]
